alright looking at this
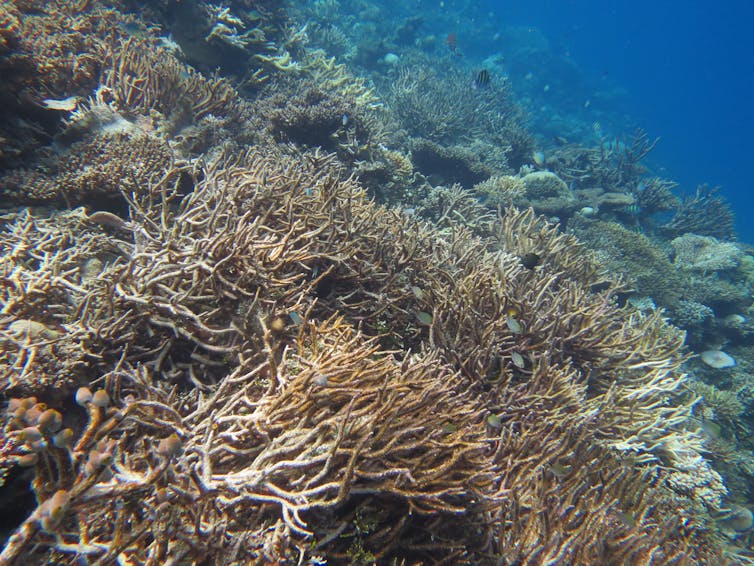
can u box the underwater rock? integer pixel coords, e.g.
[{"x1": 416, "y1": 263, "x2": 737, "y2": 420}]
[{"x1": 700, "y1": 350, "x2": 736, "y2": 369}]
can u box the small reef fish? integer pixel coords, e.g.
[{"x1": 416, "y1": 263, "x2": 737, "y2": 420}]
[
  {"x1": 520, "y1": 252, "x2": 540, "y2": 269},
  {"x1": 473, "y1": 69, "x2": 491, "y2": 89},
  {"x1": 505, "y1": 315, "x2": 522, "y2": 334},
  {"x1": 532, "y1": 151, "x2": 546, "y2": 168},
  {"x1": 446, "y1": 32, "x2": 457, "y2": 53}
]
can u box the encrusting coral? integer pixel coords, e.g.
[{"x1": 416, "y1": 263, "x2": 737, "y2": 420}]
[{"x1": 0, "y1": 145, "x2": 731, "y2": 562}]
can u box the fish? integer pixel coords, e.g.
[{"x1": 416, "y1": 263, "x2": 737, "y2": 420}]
[
  {"x1": 446, "y1": 32, "x2": 457, "y2": 53},
  {"x1": 505, "y1": 315, "x2": 522, "y2": 334},
  {"x1": 520, "y1": 252, "x2": 540, "y2": 269},
  {"x1": 473, "y1": 69, "x2": 491, "y2": 89}
]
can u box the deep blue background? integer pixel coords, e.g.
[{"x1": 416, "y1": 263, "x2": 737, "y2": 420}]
[{"x1": 484, "y1": 0, "x2": 754, "y2": 243}]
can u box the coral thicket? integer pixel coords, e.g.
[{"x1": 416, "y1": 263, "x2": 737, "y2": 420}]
[{"x1": 0, "y1": 0, "x2": 748, "y2": 563}]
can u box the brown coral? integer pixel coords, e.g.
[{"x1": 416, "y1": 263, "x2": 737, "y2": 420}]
[
  {"x1": 0, "y1": 132, "x2": 176, "y2": 204},
  {"x1": 0, "y1": 147, "x2": 730, "y2": 562}
]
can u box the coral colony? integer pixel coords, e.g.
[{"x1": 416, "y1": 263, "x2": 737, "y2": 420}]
[{"x1": 0, "y1": 1, "x2": 753, "y2": 564}]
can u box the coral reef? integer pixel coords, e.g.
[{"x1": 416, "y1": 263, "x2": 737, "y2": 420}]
[
  {"x1": 410, "y1": 138, "x2": 492, "y2": 188},
  {"x1": 520, "y1": 170, "x2": 578, "y2": 217},
  {"x1": 635, "y1": 177, "x2": 680, "y2": 214},
  {"x1": 672, "y1": 233, "x2": 743, "y2": 273},
  {"x1": 1, "y1": 133, "x2": 176, "y2": 205},
  {"x1": 0, "y1": 0, "x2": 750, "y2": 562},
  {"x1": 472, "y1": 174, "x2": 527, "y2": 209},
  {"x1": 661, "y1": 185, "x2": 736, "y2": 240},
  {"x1": 0, "y1": 147, "x2": 729, "y2": 562},
  {"x1": 568, "y1": 217, "x2": 684, "y2": 307}
]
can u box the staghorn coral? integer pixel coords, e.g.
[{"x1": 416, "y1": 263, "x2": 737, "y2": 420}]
[
  {"x1": 102, "y1": 37, "x2": 245, "y2": 123},
  {"x1": 0, "y1": 320, "x2": 495, "y2": 564},
  {"x1": 635, "y1": 176, "x2": 680, "y2": 214},
  {"x1": 387, "y1": 63, "x2": 529, "y2": 169},
  {"x1": 353, "y1": 146, "x2": 417, "y2": 204},
  {"x1": 301, "y1": 49, "x2": 381, "y2": 109},
  {"x1": 306, "y1": 22, "x2": 353, "y2": 59},
  {"x1": 266, "y1": 86, "x2": 383, "y2": 160},
  {"x1": 546, "y1": 129, "x2": 657, "y2": 193},
  {"x1": 415, "y1": 184, "x2": 494, "y2": 236},
  {"x1": 0, "y1": 147, "x2": 731, "y2": 562},
  {"x1": 661, "y1": 184, "x2": 736, "y2": 240},
  {"x1": 0, "y1": 132, "x2": 176, "y2": 204},
  {"x1": 0, "y1": 207, "x2": 129, "y2": 397},
  {"x1": 0, "y1": 1, "x2": 138, "y2": 168}
]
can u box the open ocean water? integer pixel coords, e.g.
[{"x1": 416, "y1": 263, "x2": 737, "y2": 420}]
[{"x1": 475, "y1": 0, "x2": 754, "y2": 243}]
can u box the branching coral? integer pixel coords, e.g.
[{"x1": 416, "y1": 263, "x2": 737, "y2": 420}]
[
  {"x1": 569, "y1": 216, "x2": 685, "y2": 308},
  {"x1": 0, "y1": 1, "x2": 138, "y2": 169},
  {"x1": 102, "y1": 38, "x2": 244, "y2": 122},
  {"x1": 1, "y1": 132, "x2": 176, "y2": 204},
  {"x1": 388, "y1": 63, "x2": 528, "y2": 167},
  {"x1": 661, "y1": 184, "x2": 736, "y2": 240},
  {"x1": 0, "y1": 146, "x2": 731, "y2": 562},
  {"x1": 301, "y1": 49, "x2": 381, "y2": 109},
  {"x1": 472, "y1": 175, "x2": 527, "y2": 208},
  {"x1": 547, "y1": 129, "x2": 657, "y2": 194},
  {"x1": 635, "y1": 176, "x2": 680, "y2": 214},
  {"x1": 265, "y1": 86, "x2": 386, "y2": 160},
  {"x1": 410, "y1": 138, "x2": 492, "y2": 187}
]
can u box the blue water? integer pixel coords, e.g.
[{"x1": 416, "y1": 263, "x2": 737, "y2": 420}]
[{"x1": 478, "y1": 1, "x2": 754, "y2": 243}]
